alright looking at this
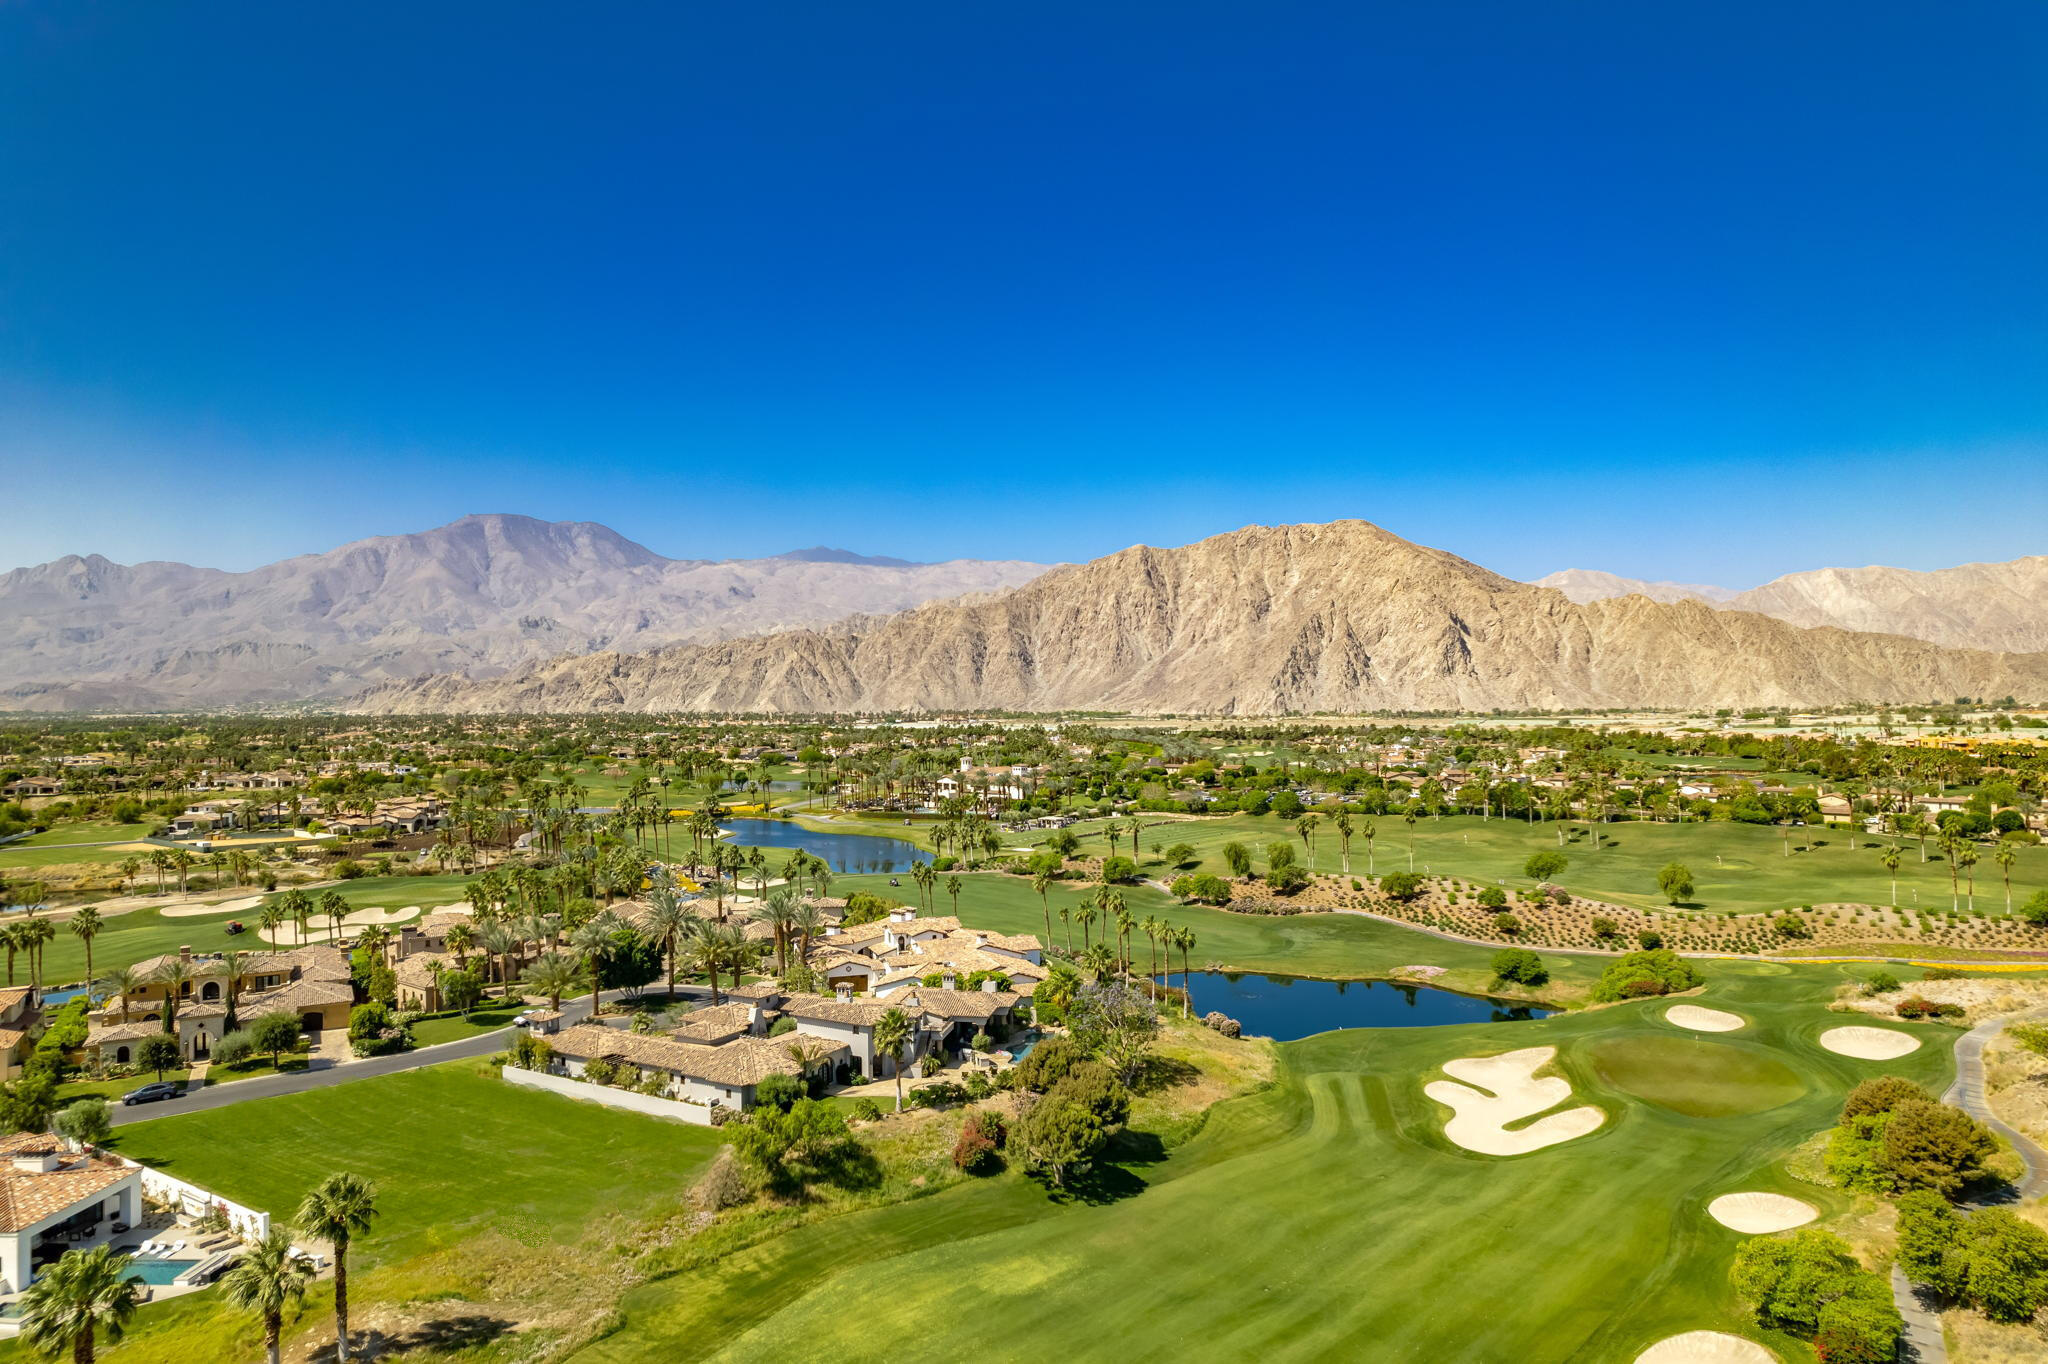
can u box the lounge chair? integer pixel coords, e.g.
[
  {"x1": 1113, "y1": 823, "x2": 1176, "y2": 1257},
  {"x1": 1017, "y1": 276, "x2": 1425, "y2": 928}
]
[{"x1": 137, "y1": 1239, "x2": 159, "y2": 1255}]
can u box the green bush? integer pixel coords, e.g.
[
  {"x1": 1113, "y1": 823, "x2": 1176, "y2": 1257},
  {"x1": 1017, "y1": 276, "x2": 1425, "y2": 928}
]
[
  {"x1": 752, "y1": 1072, "x2": 804, "y2": 1112},
  {"x1": 1490, "y1": 948, "x2": 1548, "y2": 986},
  {"x1": 212, "y1": 1030, "x2": 256, "y2": 1067},
  {"x1": 1860, "y1": 971, "x2": 1900, "y2": 996},
  {"x1": 1378, "y1": 872, "x2": 1424, "y2": 902},
  {"x1": 1100, "y1": 856, "x2": 1139, "y2": 883},
  {"x1": 1589, "y1": 950, "x2": 1702, "y2": 1003},
  {"x1": 850, "y1": 1097, "x2": 883, "y2": 1122},
  {"x1": 767, "y1": 1015, "x2": 796, "y2": 1037}
]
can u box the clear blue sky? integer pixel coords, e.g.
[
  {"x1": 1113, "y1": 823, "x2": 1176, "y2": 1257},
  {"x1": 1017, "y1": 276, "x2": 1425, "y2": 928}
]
[{"x1": 3, "y1": 0, "x2": 2043, "y2": 586}]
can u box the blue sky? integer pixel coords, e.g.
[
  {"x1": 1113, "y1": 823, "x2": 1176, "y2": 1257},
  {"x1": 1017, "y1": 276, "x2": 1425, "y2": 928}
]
[{"x1": 3, "y1": 0, "x2": 2043, "y2": 586}]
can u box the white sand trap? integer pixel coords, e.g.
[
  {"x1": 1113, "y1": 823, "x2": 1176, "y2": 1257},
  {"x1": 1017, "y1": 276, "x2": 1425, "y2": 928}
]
[
  {"x1": 1819, "y1": 1025, "x2": 1921, "y2": 1060},
  {"x1": 1707, "y1": 1192, "x2": 1818, "y2": 1234},
  {"x1": 1666, "y1": 1005, "x2": 1744, "y2": 1033},
  {"x1": 159, "y1": 895, "x2": 265, "y2": 918},
  {"x1": 1635, "y1": 1331, "x2": 1776, "y2": 1364},
  {"x1": 256, "y1": 904, "x2": 420, "y2": 944},
  {"x1": 1424, "y1": 1045, "x2": 1605, "y2": 1156}
]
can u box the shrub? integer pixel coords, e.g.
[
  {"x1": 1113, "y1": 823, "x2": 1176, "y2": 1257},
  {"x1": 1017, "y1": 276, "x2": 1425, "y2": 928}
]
[
  {"x1": 582, "y1": 1058, "x2": 620, "y2": 1086},
  {"x1": 1773, "y1": 912, "x2": 1811, "y2": 939},
  {"x1": 953, "y1": 1110, "x2": 1003, "y2": 1173},
  {"x1": 348, "y1": 1002, "x2": 393, "y2": 1042},
  {"x1": 850, "y1": 1097, "x2": 883, "y2": 1122},
  {"x1": 1170, "y1": 873, "x2": 1232, "y2": 905},
  {"x1": 1923, "y1": 966, "x2": 1965, "y2": 981},
  {"x1": 691, "y1": 1146, "x2": 749, "y2": 1212},
  {"x1": 53, "y1": 1098, "x2": 111, "y2": 1148},
  {"x1": 1491, "y1": 912, "x2": 1522, "y2": 938},
  {"x1": 1523, "y1": 851, "x2": 1567, "y2": 881},
  {"x1": 753, "y1": 1072, "x2": 804, "y2": 1112},
  {"x1": 768, "y1": 1015, "x2": 796, "y2": 1037},
  {"x1": 211, "y1": 1030, "x2": 256, "y2": 1067},
  {"x1": 1894, "y1": 997, "x2": 1964, "y2": 1020},
  {"x1": 1589, "y1": 916, "x2": 1619, "y2": 941},
  {"x1": 1590, "y1": 950, "x2": 1702, "y2": 1002},
  {"x1": 919, "y1": 1050, "x2": 945, "y2": 1078},
  {"x1": 841, "y1": 891, "x2": 901, "y2": 926},
  {"x1": 910, "y1": 1080, "x2": 969, "y2": 1109},
  {"x1": 1860, "y1": 971, "x2": 1900, "y2": 996},
  {"x1": 1490, "y1": 948, "x2": 1548, "y2": 986},
  {"x1": 1636, "y1": 930, "x2": 1663, "y2": 950},
  {"x1": 1265, "y1": 865, "x2": 1309, "y2": 895},
  {"x1": 1841, "y1": 1076, "x2": 1929, "y2": 1123}
]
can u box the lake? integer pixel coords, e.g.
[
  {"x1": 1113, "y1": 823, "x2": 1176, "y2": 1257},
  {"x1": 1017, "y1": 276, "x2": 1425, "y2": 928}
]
[
  {"x1": 720, "y1": 818, "x2": 925, "y2": 874},
  {"x1": 1172, "y1": 971, "x2": 1552, "y2": 1039}
]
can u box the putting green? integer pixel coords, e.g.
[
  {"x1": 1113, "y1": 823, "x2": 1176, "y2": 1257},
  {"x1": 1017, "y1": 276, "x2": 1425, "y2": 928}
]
[{"x1": 1588, "y1": 1035, "x2": 1807, "y2": 1118}]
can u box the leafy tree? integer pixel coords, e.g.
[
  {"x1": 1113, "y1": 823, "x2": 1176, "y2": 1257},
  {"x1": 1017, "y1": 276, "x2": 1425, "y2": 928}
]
[
  {"x1": 249, "y1": 1012, "x2": 303, "y2": 1070},
  {"x1": 54, "y1": 1098, "x2": 112, "y2": 1148},
  {"x1": 1491, "y1": 912, "x2": 1522, "y2": 937},
  {"x1": 1170, "y1": 873, "x2": 1232, "y2": 905},
  {"x1": 1882, "y1": 1098, "x2": 1998, "y2": 1196},
  {"x1": 1523, "y1": 850, "x2": 1567, "y2": 881},
  {"x1": 727, "y1": 1098, "x2": 854, "y2": 1194},
  {"x1": 1016, "y1": 1036, "x2": 1086, "y2": 1092},
  {"x1": 17, "y1": 1243, "x2": 142, "y2": 1363},
  {"x1": 1589, "y1": 950, "x2": 1701, "y2": 1002},
  {"x1": 1656, "y1": 862, "x2": 1694, "y2": 903},
  {"x1": 1636, "y1": 930, "x2": 1663, "y2": 950},
  {"x1": 1378, "y1": 871, "x2": 1424, "y2": 902},
  {"x1": 1016, "y1": 1092, "x2": 1104, "y2": 1188},
  {"x1": 1052, "y1": 1060, "x2": 1131, "y2": 1130},
  {"x1": 1265, "y1": 864, "x2": 1309, "y2": 895},
  {"x1": 2019, "y1": 889, "x2": 2048, "y2": 928},
  {"x1": 752, "y1": 1072, "x2": 805, "y2": 1112},
  {"x1": 134, "y1": 1035, "x2": 182, "y2": 1084},
  {"x1": 296, "y1": 1172, "x2": 378, "y2": 1364},
  {"x1": 1895, "y1": 1189, "x2": 1968, "y2": 1297},
  {"x1": 1162, "y1": 843, "x2": 1197, "y2": 868},
  {"x1": 1956, "y1": 1208, "x2": 2048, "y2": 1322},
  {"x1": 1730, "y1": 1228, "x2": 1898, "y2": 1358},
  {"x1": 1477, "y1": 886, "x2": 1508, "y2": 909},
  {"x1": 440, "y1": 970, "x2": 484, "y2": 1017},
  {"x1": 1099, "y1": 856, "x2": 1139, "y2": 884},
  {"x1": 1220, "y1": 842, "x2": 1252, "y2": 877},
  {"x1": 1490, "y1": 948, "x2": 1547, "y2": 986},
  {"x1": 1065, "y1": 981, "x2": 1159, "y2": 1085},
  {"x1": 1840, "y1": 1076, "x2": 1929, "y2": 1123}
]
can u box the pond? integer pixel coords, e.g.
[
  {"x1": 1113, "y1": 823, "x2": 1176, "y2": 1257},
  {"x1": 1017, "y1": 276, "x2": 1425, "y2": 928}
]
[
  {"x1": 1172, "y1": 971, "x2": 1552, "y2": 1039},
  {"x1": 719, "y1": 819, "x2": 925, "y2": 874}
]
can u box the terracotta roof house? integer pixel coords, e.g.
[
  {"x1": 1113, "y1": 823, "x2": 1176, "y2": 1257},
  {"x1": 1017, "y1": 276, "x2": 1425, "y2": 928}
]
[
  {"x1": 545, "y1": 1023, "x2": 834, "y2": 1111},
  {"x1": 0, "y1": 1133, "x2": 142, "y2": 1296},
  {"x1": 0, "y1": 987, "x2": 44, "y2": 1083},
  {"x1": 84, "y1": 944, "x2": 354, "y2": 1066}
]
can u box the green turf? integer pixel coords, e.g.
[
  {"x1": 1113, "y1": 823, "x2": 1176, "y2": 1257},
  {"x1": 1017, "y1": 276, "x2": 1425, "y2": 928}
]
[
  {"x1": 109, "y1": 1061, "x2": 722, "y2": 1265},
  {"x1": 408, "y1": 1001, "x2": 524, "y2": 1046},
  {"x1": 1586, "y1": 1034, "x2": 1808, "y2": 1118},
  {"x1": 577, "y1": 962, "x2": 1957, "y2": 1363},
  {"x1": 1005, "y1": 811, "x2": 2048, "y2": 919}
]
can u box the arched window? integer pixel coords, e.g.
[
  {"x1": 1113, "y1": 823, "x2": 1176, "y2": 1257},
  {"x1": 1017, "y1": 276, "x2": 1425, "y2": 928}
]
[
  {"x1": 201, "y1": 982, "x2": 221, "y2": 1001},
  {"x1": 115, "y1": 1046, "x2": 131, "y2": 1065}
]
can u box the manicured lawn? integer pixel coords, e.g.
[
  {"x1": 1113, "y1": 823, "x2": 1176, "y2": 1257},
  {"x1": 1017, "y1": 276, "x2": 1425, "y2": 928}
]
[
  {"x1": 1586, "y1": 1033, "x2": 1808, "y2": 1118},
  {"x1": 55, "y1": 1070, "x2": 195, "y2": 1107},
  {"x1": 112, "y1": 1062, "x2": 723, "y2": 1264},
  {"x1": 12, "y1": 820, "x2": 156, "y2": 847},
  {"x1": 1007, "y1": 811, "x2": 2048, "y2": 919},
  {"x1": 579, "y1": 959, "x2": 1958, "y2": 1363},
  {"x1": 409, "y1": 1001, "x2": 524, "y2": 1047}
]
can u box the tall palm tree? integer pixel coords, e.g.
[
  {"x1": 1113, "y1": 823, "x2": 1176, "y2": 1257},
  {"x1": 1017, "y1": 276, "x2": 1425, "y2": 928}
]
[
  {"x1": 874, "y1": 1007, "x2": 912, "y2": 1111},
  {"x1": 751, "y1": 887, "x2": 801, "y2": 975},
  {"x1": 20, "y1": 918, "x2": 55, "y2": 987},
  {"x1": 944, "y1": 875, "x2": 962, "y2": 917},
  {"x1": 1879, "y1": 844, "x2": 1902, "y2": 907},
  {"x1": 1958, "y1": 844, "x2": 1980, "y2": 914},
  {"x1": 1334, "y1": 812, "x2": 1354, "y2": 875},
  {"x1": 0, "y1": 922, "x2": 25, "y2": 986},
  {"x1": 790, "y1": 900, "x2": 827, "y2": 970},
  {"x1": 318, "y1": 889, "x2": 351, "y2": 944},
  {"x1": 1995, "y1": 841, "x2": 2019, "y2": 914},
  {"x1": 569, "y1": 917, "x2": 616, "y2": 1011},
  {"x1": 1031, "y1": 870, "x2": 1055, "y2": 945},
  {"x1": 643, "y1": 892, "x2": 691, "y2": 997},
  {"x1": 153, "y1": 960, "x2": 194, "y2": 1034},
  {"x1": 1173, "y1": 927, "x2": 1197, "y2": 1017},
  {"x1": 296, "y1": 1173, "x2": 378, "y2": 1364},
  {"x1": 683, "y1": 927, "x2": 728, "y2": 1006},
  {"x1": 219, "y1": 1229, "x2": 314, "y2": 1364},
  {"x1": 67, "y1": 906, "x2": 103, "y2": 986},
  {"x1": 1403, "y1": 813, "x2": 1418, "y2": 871},
  {"x1": 17, "y1": 1243, "x2": 143, "y2": 1363}
]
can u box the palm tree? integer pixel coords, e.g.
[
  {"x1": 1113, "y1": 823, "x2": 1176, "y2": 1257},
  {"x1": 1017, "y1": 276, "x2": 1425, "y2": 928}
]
[
  {"x1": 1030, "y1": 870, "x2": 1055, "y2": 945},
  {"x1": 319, "y1": 889, "x2": 351, "y2": 944},
  {"x1": 643, "y1": 891, "x2": 691, "y2": 998},
  {"x1": 790, "y1": 900, "x2": 827, "y2": 969},
  {"x1": 1334, "y1": 812, "x2": 1353, "y2": 875},
  {"x1": 1297, "y1": 813, "x2": 1320, "y2": 870},
  {"x1": 1995, "y1": 841, "x2": 2019, "y2": 914},
  {"x1": 570, "y1": 917, "x2": 617, "y2": 1011},
  {"x1": 1958, "y1": 844, "x2": 1980, "y2": 914},
  {"x1": 1173, "y1": 926, "x2": 1197, "y2": 1017},
  {"x1": 751, "y1": 887, "x2": 801, "y2": 975},
  {"x1": 1879, "y1": 844, "x2": 1902, "y2": 907},
  {"x1": 296, "y1": 1173, "x2": 378, "y2": 1364},
  {"x1": 96, "y1": 966, "x2": 144, "y2": 1023},
  {"x1": 874, "y1": 1007, "x2": 912, "y2": 1112},
  {"x1": 1403, "y1": 813, "x2": 1418, "y2": 871},
  {"x1": 0, "y1": 923, "x2": 25, "y2": 986},
  {"x1": 153, "y1": 960, "x2": 193, "y2": 1034},
  {"x1": 944, "y1": 874, "x2": 962, "y2": 917},
  {"x1": 67, "y1": 906, "x2": 103, "y2": 986},
  {"x1": 20, "y1": 918, "x2": 55, "y2": 987},
  {"x1": 518, "y1": 952, "x2": 583, "y2": 1013},
  {"x1": 1940, "y1": 833, "x2": 1962, "y2": 912},
  {"x1": 17, "y1": 1244, "x2": 143, "y2": 1363},
  {"x1": 1058, "y1": 903, "x2": 1072, "y2": 953},
  {"x1": 219, "y1": 1229, "x2": 314, "y2": 1364}
]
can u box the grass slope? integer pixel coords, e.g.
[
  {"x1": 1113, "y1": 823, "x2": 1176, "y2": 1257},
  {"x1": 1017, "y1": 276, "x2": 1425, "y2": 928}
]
[{"x1": 581, "y1": 960, "x2": 1954, "y2": 1363}]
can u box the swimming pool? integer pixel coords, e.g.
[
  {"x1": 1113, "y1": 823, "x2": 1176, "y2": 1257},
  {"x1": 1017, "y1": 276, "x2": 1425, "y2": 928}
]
[{"x1": 127, "y1": 1257, "x2": 199, "y2": 1285}]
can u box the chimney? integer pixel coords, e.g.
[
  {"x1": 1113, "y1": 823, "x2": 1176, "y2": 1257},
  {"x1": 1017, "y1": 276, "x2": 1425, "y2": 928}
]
[
  {"x1": 941, "y1": 973, "x2": 958, "y2": 991},
  {"x1": 178, "y1": 946, "x2": 192, "y2": 964},
  {"x1": 834, "y1": 982, "x2": 852, "y2": 1002},
  {"x1": 982, "y1": 978, "x2": 997, "y2": 993},
  {"x1": 746, "y1": 1003, "x2": 761, "y2": 1030}
]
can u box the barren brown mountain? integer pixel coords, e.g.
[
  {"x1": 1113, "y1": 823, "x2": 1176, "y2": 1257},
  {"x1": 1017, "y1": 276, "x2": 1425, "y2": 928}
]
[{"x1": 352, "y1": 520, "x2": 2048, "y2": 715}]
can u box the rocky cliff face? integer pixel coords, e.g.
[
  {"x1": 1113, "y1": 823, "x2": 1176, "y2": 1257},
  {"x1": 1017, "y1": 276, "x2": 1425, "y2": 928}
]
[
  {"x1": 0, "y1": 514, "x2": 1053, "y2": 709},
  {"x1": 1531, "y1": 558, "x2": 2048, "y2": 652},
  {"x1": 352, "y1": 521, "x2": 2048, "y2": 714}
]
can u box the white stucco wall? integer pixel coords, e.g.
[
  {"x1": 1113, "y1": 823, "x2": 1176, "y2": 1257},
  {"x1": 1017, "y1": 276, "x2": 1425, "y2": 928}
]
[{"x1": 505, "y1": 1063, "x2": 714, "y2": 1125}]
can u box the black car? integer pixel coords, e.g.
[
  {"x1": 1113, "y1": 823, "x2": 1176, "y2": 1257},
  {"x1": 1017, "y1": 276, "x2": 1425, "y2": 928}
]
[{"x1": 121, "y1": 1081, "x2": 184, "y2": 1106}]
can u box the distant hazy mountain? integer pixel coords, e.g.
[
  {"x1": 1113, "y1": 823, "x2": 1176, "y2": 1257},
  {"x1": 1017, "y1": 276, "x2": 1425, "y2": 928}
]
[
  {"x1": 771, "y1": 547, "x2": 920, "y2": 567},
  {"x1": 1531, "y1": 569, "x2": 1737, "y2": 606},
  {"x1": 0, "y1": 515, "x2": 1054, "y2": 710},
  {"x1": 353, "y1": 520, "x2": 2048, "y2": 715},
  {"x1": 1533, "y1": 557, "x2": 2048, "y2": 652}
]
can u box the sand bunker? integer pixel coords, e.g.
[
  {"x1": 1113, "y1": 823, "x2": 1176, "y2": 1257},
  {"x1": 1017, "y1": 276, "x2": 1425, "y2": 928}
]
[
  {"x1": 1819, "y1": 1026, "x2": 1921, "y2": 1060},
  {"x1": 1707, "y1": 1192, "x2": 1818, "y2": 1234},
  {"x1": 256, "y1": 905, "x2": 421, "y2": 945},
  {"x1": 158, "y1": 895, "x2": 266, "y2": 919},
  {"x1": 1666, "y1": 1005, "x2": 1744, "y2": 1033},
  {"x1": 1635, "y1": 1332, "x2": 1776, "y2": 1364},
  {"x1": 1424, "y1": 1045, "x2": 1605, "y2": 1156}
]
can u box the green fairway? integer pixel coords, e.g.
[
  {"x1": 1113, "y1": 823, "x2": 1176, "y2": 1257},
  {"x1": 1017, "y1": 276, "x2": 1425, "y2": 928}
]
[
  {"x1": 1022, "y1": 811, "x2": 2048, "y2": 918},
  {"x1": 22, "y1": 874, "x2": 474, "y2": 986},
  {"x1": 1587, "y1": 1034, "x2": 1808, "y2": 1118},
  {"x1": 833, "y1": 870, "x2": 1612, "y2": 1004},
  {"x1": 577, "y1": 960, "x2": 1956, "y2": 1363}
]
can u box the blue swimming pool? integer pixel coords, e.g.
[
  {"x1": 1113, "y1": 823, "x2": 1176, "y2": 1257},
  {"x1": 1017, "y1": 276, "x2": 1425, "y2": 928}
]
[
  {"x1": 128, "y1": 1257, "x2": 199, "y2": 1285},
  {"x1": 40, "y1": 987, "x2": 87, "y2": 1008}
]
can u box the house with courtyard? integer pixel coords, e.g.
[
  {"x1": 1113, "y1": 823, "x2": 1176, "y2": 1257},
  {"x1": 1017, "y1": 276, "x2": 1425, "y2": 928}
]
[
  {"x1": 0, "y1": 988, "x2": 42, "y2": 1083},
  {"x1": 544, "y1": 1017, "x2": 841, "y2": 1110},
  {"x1": 83, "y1": 945, "x2": 354, "y2": 1065},
  {"x1": 0, "y1": 1132, "x2": 141, "y2": 1298}
]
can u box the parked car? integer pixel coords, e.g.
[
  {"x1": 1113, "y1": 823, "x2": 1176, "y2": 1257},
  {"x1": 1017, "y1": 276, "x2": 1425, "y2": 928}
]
[{"x1": 121, "y1": 1081, "x2": 184, "y2": 1106}]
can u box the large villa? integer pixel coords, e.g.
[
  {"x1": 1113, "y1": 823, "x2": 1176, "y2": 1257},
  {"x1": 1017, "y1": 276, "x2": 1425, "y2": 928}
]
[{"x1": 81, "y1": 945, "x2": 355, "y2": 1067}]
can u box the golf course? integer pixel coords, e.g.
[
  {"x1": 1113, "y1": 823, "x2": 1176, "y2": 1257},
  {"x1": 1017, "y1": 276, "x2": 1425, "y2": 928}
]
[{"x1": 569, "y1": 957, "x2": 1954, "y2": 1363}]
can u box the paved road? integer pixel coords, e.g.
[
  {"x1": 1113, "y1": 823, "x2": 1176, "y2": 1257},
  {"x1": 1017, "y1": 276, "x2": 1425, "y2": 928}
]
[
  {"x1": 1892, "y1": 1264, "x2": 1948, "y2": 1363},
  {"x1": 103, "y1": 987, "x2": 698, "y2": 1128},
  {"x1": 1944, "y1": 1006, "x2": 2048, "y2": 1203}
]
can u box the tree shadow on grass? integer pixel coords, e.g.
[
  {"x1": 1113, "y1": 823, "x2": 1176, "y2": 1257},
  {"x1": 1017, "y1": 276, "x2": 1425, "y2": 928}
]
[
  {"x1": 312, "y1": 1317, "x2": 516, "y2": 1363},
  {"x1": 1129, "y1": 1055, "x2": 1199, "y2": 1097}
]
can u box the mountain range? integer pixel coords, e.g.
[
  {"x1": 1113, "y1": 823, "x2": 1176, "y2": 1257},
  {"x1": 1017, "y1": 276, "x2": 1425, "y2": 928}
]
[
  {"x1": 351, "y1": 520, "x2": 2048, "y2": 715},
  {"x1": 1531, "y1": 559, "x2": 2048, "y2": 652},
  {"x1": 0, "y1": 515, "x2": 1054, "y2": 710}
]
